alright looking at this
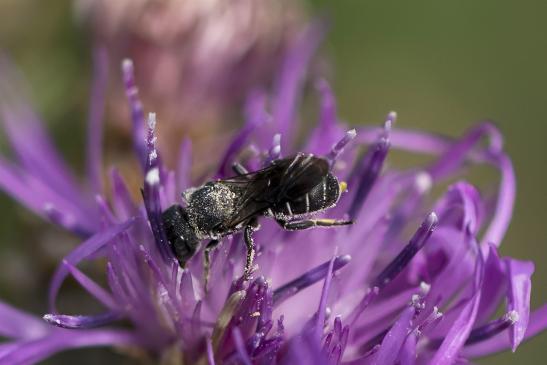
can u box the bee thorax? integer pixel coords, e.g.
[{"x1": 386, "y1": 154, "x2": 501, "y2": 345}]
[{"x1": 186, "y1": 183, "x2": 237, "y2": 238}]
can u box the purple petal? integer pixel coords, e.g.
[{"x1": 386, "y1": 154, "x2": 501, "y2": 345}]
[
  {"x1": 0, "y1": 157, "x2": 96, "y2": 236},
  {"x1": 43, "y1": 312, "x2": 120, "y2": 329},
  {"x1": 207, "y1": 337, "x2": 216, "y2": 365},
  {"x1": 427, "y1": 122, "x2": 503, "y2": 181},
  {"x1": 475, "y1": 245, "x2": 506, "y2": 324},
  {"x1": 429, "y1": 252, "x2": 484, "y2": 365},
  {"x1": 0, "y1": 329, "x2": 138, "y2": 365},
  {"x1": 63, "y1": 261, "x2": 118, "y2": 310},
  {"x1": 48, "y1": 218, "x2": 136, "y2": 312},
  {"x1": 356, "y1": 126, "x2": 500, "y2": 168},
  {"x1": 462, "y1": 304, "x2": 547, "y2": 358},
  {"x1": 282, "y1": 333, "x2": 330, "y2": 365},
  {"x1": 0, "y1": 301, "x2": 48, "y2": 340},
  {"x1": 348, "y1": 133, "x2": 390, "y2": 219},
  {"x1": 315, "y1": 255, "x2": 336, "y2": 340},
  {"x1": 358, "y1": 125, "x2": 514, "y2": 249},
  {"x1": 434, "y1": 182, "x2": 482, "y2": 235},
  {"x1": 109, "y1": 167, "x2": 137, "y2": 220},
  {"x1": 347, "y1": 287, "x2": 379, "y2": 328},
  {"x1": 504, "y1": 258, "x2": 534, "y2": 351},
  {"x1": 464, "y1": 311, "x2": 518, "y2": 346},
  {"x1": 85, "y1": 46, "x2": 108, "y2": 193},
  {"x1": 0, "y1": 58, "x2": 87, "y2": 207},
  {"x1": 121, "y1": 59, "x2": 147, "y2": 170},
  {"x1": 232, "y1": 327, "x2": 252, "y2": 365},
  {"x1": 43, "y1": 204, "x2": 85, "y2": 236},
  {"x1": 326, "y1": 129, "x2": 357, "y2": 168},
  {"x1": 142, "y1": 113, "x2": 172, "y2": 263},
  {"x1": 372, "y1": 213, "x2": 438, "y2": 290},
  {"x1": 351, "y1": 287, "x2": 417, "y2": 332},
  {"x1": 481, "y1": 153, "x2": 515, "y2": 248},
  {"x1": 273, "y1": 255, "x2": 351, "y2": 306},
  {"x1": 398, "y1": 332, "x2": 417, "y2": 365},
  {"x1": 372, "y1": 306, "x2": 415, "y2": 365},
  {"x1": 357, "y1": 127, "x2": 448, "y2": 156}
]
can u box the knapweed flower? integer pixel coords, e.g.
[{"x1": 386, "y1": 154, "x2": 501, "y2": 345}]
[
  {"x1": 0, "y1": 35, "x2": 545, "y2": 365},
  {"x1": 77, "y1": 0, "x2": 309, "y2": 171}
]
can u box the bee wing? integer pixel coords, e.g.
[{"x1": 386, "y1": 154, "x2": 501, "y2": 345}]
[
  {"x1": 220, "y1": 154, "x2": 329, "y2": 227},
  {"x1": 219, "y1": 163, "x2": 285, "y2": 227},
  {"x1": 274, "y1": 154, "x2": 329, "y2": 201}
]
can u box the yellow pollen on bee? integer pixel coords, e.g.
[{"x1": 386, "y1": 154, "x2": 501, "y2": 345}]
[{"x1": 339, "y1": 181, "x2": 348, "y2": 193}]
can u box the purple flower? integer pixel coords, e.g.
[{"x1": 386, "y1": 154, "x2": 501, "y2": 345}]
[
  {"x1": 0, "y1": 29, "x2": 545, "y2": 365},
  {"x1": 77, "y1": 0, "x2": 310, "y2": 173}
]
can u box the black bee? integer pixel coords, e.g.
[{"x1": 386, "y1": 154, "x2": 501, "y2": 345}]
[{"x1": 161, "y1": 153, "x2": 351, "y2": 281}]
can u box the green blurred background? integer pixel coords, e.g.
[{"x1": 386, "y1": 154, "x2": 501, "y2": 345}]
[{"x1": 0, "y1": 0, "x2": 545, "y2": 363}]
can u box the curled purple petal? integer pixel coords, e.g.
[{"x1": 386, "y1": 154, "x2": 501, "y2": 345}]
[
  {"x1": 427, "y1": 122, "x2": 503, "y2": 181},
  {"x1": 505, "y1": 258, "x2": 534, "y2": 351},
  {"x1": 462, "y1": 304, "x2": 547, "y2": 358},
  {"x1": 476, "y1": 245, "x2": 506, "y2": 324},
  {"x1": 481, "y1": 153, "x2": 515, "y2": 248},
  {"x1": 464, "y1": 311, "x2": 519, "y2": 346}
]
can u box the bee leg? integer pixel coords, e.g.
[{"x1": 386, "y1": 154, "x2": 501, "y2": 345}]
[
  {"x1": 243, "y1": 224, "x2": 257, "y2": 280},
  {"x1": 276, "y1": 218, "x2": 353, "y2": 231},
  {"x1": 203, "y1": 239, "x2": 220, "y2": 292},
  {"x1": 232, "y1": 162, "x2": 249, "y2": 176}
]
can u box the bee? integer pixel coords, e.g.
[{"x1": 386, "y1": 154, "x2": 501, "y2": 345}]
[{"x1": 161, "y1": 153, "x2": 352, "y2": 282}]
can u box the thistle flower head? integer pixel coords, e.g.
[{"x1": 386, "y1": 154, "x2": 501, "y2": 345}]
[
  {"x1": 0, "y1": 28, "x2": 545, "y2": 365},
  {"x1": 78, "y1": 1, "x2": 316, "y2": 181},
  {"x1": 77, "y1": 0, "x2": 309, "y2": 170}
]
